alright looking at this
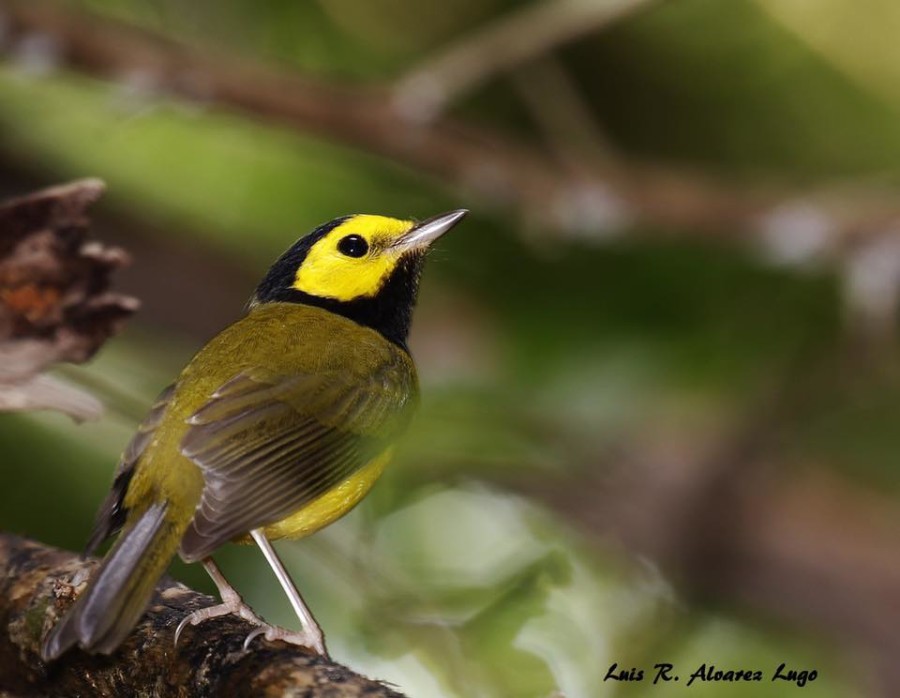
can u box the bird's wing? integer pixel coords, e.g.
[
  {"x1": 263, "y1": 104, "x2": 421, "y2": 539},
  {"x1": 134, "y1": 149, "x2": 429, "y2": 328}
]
[
  {"x1": 85, "y1": 384, "x2": 176, "y2": 556},
  {"x1": 177, "y1": 361, "x2": 415, "y2": 561}
]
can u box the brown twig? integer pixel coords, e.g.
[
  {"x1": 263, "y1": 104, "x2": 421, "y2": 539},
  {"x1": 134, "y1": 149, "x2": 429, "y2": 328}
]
[
  {"x1": 393, "y1": 0, "x2": 663, "y2": 121},
  {"x1": 0, "y1": 534, "x2": 406, "y2": 698}
]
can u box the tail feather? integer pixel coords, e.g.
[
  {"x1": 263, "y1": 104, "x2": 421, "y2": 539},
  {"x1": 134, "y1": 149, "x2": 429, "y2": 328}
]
[{"x1": 42, "y1": 502, "x2": 175, "y2": 660}]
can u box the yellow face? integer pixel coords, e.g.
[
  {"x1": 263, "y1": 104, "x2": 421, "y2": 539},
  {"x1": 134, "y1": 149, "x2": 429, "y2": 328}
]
[
  {"x1": 292, "y1": 215, "x2": 415, "y2": 302},
  {"x1": 253, "y1": 210, "x2": 466, "y2": 345}
]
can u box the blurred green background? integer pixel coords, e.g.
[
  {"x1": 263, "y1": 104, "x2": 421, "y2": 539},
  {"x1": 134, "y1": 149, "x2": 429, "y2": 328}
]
[{"x1": 4, "y1": 0, "x2": 900, "y2": 696}]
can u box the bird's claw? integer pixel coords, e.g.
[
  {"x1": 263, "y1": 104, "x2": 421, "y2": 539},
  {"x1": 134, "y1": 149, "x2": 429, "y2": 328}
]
[
  {"x1": 242, "y1": 624, "x2": 328, "y2": 656},
  {"x1": 173, "y1": 598, "x2": 328, "y2": 657},
  {"x1": 242, "y1": 626, "x2": 266, "y2": 651},
  {"x1": 174, "y1": 613, "x2": 193, "y2": 648},
  {"x1": 173, "y1": 595, "x2": 268, "y2": 649}
]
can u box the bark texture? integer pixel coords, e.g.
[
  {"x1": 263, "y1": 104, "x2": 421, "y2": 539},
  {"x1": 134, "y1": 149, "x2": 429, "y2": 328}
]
[{"x1": 0, "y1": 534, "x2": 406, "y2": 698}]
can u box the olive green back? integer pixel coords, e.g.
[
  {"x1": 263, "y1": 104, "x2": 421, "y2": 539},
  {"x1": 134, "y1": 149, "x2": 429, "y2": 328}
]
[{"x1": 113, "y1": 302, "x2": 417, "y2": 560}]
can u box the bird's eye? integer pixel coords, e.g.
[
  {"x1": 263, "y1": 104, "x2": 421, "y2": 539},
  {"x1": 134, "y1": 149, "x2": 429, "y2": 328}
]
[{"x1": 337, "y1": 234, "x2": 369, "y2": 258}]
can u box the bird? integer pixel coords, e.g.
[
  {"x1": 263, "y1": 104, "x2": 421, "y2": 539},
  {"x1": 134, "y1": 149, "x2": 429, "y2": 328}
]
[{"x1": 41, "y1": 209, "x2": 468, "y2": 661}]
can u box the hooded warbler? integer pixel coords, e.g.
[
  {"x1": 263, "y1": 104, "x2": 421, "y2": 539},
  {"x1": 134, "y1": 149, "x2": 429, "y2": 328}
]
[{"x1": 41, "y1": 209, "x2": 468, "y2": 660}]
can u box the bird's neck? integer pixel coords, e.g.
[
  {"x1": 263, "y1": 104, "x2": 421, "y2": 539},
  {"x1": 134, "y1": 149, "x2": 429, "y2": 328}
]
[{"x1": 254, "y1": 257, "x2": 423, "y2": 350}]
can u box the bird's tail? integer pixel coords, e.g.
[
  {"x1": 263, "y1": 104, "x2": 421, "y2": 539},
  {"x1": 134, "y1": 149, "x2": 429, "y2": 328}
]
[{"x1": 41, "y1": 502, "x2": 178, "y2": 660}]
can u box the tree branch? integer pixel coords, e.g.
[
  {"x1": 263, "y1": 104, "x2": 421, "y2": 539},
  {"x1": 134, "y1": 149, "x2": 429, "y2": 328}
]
[
  {"x1": 0, "y1": 534, "x2": 405, "y2": 697},
  {"x1": 5, "y1": 0, "x2": 900, "y2": 258}
]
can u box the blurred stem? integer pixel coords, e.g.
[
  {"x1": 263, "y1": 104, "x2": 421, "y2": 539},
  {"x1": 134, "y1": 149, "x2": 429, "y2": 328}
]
[
  {"x1": 8, "y1": 0, "x2": 900, "y2": 254},
  {"x1": 53, "y1": 364, "x2": 151, "y2": 424},
  {"x1": 393, "y1": 0, "x2": 663, "y2": 122},
  {"x1": 510, "y1": 55, "x2": 617, "y2": 168}
]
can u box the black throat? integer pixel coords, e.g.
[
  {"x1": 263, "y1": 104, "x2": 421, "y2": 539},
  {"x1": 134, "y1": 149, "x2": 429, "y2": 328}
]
[{"x1": 252, "y1": 220, "x2": 424, "y2": 350}]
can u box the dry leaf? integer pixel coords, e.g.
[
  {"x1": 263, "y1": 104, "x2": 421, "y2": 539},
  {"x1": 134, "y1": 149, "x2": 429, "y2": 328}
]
[{"x1": 0, "y1": 179, "x2": 138, "y2": 420}]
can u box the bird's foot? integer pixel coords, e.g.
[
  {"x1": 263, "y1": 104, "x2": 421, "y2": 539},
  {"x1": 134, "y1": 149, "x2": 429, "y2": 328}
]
[
  {"x1": 241, "y1": 623, "x2": 327, "y2": 655},
  {"x1": 174, "y1": 587, "x2": 326, "y2": 656}
]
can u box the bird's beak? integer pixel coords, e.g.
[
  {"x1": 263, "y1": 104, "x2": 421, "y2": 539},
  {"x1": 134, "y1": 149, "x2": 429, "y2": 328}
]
[{"x1": 391, "y1": 209, "x2": 468, "y2": 253}]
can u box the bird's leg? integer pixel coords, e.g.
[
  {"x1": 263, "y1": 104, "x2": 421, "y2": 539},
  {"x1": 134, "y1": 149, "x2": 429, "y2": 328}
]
[
  {"x1": 250, "y1": 528, "x2": 328, "y2": 656},
  {"x1": 174, "y1": 558, "x2": 269, "y2": 647},
  {"x1": 174, "y1": 555, "x2": 326, "y2": 656}
]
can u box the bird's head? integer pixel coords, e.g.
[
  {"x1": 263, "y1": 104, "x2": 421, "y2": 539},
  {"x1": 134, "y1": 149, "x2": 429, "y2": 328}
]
[{"x1": 252, "y1": 210, "x2": 467, "y2": 347}]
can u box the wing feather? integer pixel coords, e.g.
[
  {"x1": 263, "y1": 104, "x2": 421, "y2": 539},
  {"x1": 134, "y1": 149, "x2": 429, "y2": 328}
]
[
  {"x1": 178, "y1": 360, "x2": 414, "y2": 562},
  {"x1": 85, "y1": 384, "x2": 175, "y2": 555}
]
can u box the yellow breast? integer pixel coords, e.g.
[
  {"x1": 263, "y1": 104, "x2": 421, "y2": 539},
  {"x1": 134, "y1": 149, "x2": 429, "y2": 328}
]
[{"x1": 255, "y1": 447, "x2": 393, "y2": 541}]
